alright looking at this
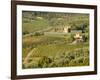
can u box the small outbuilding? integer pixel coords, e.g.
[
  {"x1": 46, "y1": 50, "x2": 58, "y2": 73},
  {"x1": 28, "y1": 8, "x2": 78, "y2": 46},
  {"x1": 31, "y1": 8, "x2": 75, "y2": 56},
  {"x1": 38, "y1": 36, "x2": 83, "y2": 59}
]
[{"x1": 73, "y1": 33, "x2": 83, "y2": 43}]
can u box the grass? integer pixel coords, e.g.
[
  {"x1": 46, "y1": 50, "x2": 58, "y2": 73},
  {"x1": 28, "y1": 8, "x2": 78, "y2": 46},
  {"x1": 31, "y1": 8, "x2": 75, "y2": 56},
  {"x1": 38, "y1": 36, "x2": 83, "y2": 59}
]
[
  {"x1": 30, "y1": 42, "x2": 89, "y2": 57},
  {"x1": 23, "y1": 45, "x2": 89, "y2": 68},
  {"x1": 22, "y1": 19, "x2": 50, "y2": 33},
  {"x1": 22, "y1": 11, "x2": 89, "y2": 69},
  {"x1": 22, "y1": 34, "x2": 89, "y2": 69}
]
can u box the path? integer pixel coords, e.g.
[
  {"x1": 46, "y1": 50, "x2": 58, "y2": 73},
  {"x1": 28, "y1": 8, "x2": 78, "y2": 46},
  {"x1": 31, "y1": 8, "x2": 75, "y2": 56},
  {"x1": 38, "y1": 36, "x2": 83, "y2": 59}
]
[{"x1": 23, "y1": 48, "x2": 36, "y2": 64}]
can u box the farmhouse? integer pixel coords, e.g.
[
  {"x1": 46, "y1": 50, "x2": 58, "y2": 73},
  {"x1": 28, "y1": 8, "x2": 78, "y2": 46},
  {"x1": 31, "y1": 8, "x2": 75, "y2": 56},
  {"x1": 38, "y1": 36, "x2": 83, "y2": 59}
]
[
  {"x1": 63, "y1": 26, "x2": 71, "y2": 33},
  {"x1": 54, "y1": 26, "x2": 71, "y2": 33},
  {"x1": 73, "y1": 33, "x2": 83, "y2": 43}
]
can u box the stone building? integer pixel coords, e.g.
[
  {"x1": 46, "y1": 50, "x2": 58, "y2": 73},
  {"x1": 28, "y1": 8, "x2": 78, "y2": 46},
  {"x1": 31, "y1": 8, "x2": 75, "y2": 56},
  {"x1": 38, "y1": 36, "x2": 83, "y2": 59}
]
[
  {"x1": 73, "y1": 33, "x2": 83, "y2": 43},
  {"x1": 63, "y1": 26, "x2": 71, "y2": 33}
]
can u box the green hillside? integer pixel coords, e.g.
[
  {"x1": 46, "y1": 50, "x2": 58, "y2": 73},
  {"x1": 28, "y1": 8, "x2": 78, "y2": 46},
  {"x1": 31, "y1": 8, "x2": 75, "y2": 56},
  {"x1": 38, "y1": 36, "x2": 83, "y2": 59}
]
[{"x1": 22, "y1": 11, "x2": 89, "y2": 69}]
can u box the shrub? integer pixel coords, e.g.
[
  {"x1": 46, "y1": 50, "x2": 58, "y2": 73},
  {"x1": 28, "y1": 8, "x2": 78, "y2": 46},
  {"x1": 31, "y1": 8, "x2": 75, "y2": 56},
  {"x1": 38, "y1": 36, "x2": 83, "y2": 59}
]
[
  {"x1": 28, "y1": 62, "x2": 39, "y2": 68},
  {"x1": 67, "y1": 52, "x2": 75, "y2": 60},
  {"x1": 23, "y1": 31, "x2": 29, "y2": 35},
  {"x1": 78, "y1": 57, "x2": 84, "y2": 63},
  {"x1": 38, "y1": 56, "x2": 52, "y2": 68},
  {"x1": 34, "y1": 32, "x2": 44, "y2": 36}
]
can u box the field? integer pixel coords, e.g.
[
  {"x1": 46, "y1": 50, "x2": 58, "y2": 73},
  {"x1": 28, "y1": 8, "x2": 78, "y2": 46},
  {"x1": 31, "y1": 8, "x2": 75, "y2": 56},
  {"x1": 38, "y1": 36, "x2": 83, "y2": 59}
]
[{"x1": 22, "y1": 11, "x2": 89, "y2": 69}]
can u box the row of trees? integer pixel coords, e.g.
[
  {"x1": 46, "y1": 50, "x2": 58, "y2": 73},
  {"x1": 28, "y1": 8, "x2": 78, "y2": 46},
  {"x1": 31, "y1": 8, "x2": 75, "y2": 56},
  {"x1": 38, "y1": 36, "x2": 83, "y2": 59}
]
[{"x1": 23, "y1": 11, "x2": 88, "y2": 19}]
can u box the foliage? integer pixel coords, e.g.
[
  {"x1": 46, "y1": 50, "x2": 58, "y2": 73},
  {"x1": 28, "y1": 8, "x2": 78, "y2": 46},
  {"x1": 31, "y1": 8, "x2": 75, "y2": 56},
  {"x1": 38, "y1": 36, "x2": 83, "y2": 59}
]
[{"x1": 22, "y1": 11, "x2": 89, "y2": 69}]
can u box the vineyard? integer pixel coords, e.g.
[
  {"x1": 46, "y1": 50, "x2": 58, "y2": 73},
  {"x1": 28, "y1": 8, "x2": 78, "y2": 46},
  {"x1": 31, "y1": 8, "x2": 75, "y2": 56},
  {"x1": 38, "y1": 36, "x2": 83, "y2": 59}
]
[{"x1": 22, "y1": 11, "x2": 89, "y2": 69}]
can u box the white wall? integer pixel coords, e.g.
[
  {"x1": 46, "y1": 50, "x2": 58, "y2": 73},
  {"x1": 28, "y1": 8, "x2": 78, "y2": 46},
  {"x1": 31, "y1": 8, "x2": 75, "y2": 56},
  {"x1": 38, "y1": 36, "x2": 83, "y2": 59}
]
[{"x1": 0, "y1": 0, "x2": 99, "y2": 80}]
